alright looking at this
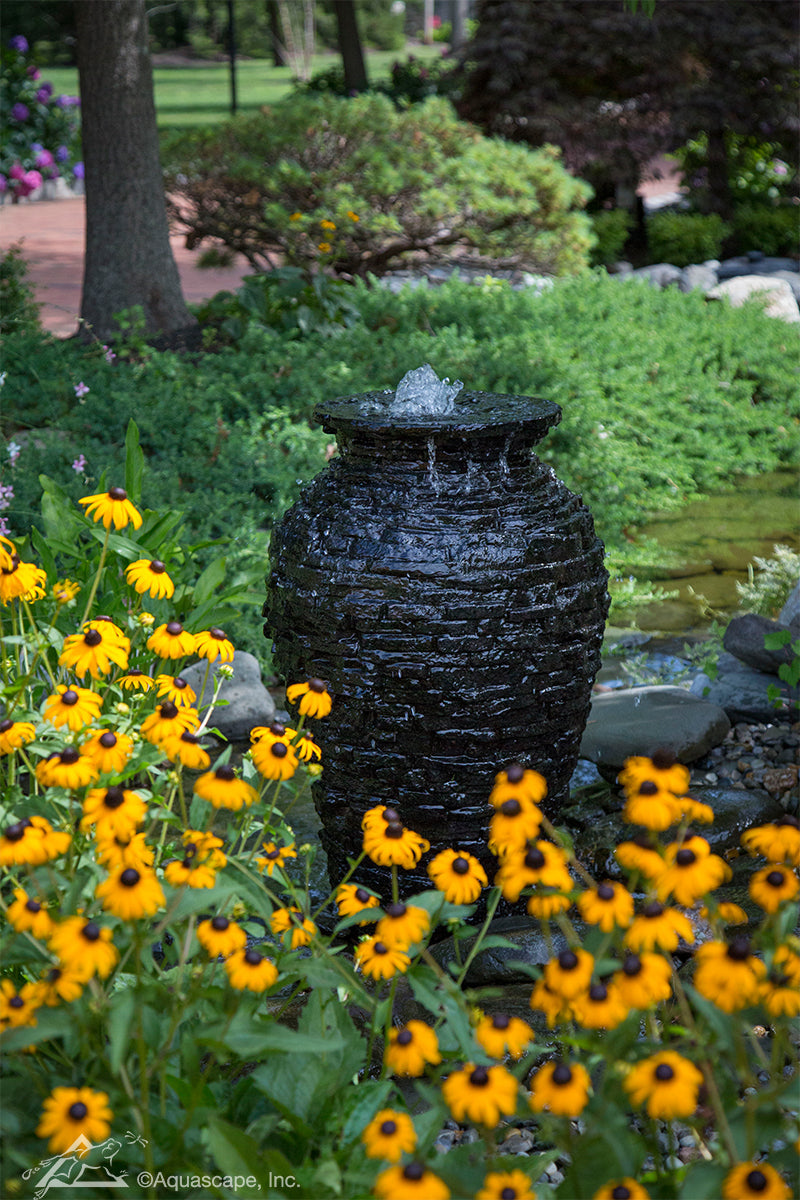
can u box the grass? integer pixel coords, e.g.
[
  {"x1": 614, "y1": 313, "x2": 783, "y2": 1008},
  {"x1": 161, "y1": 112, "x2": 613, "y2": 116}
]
[{"x1": 40, "y1": 44, "x2": 445, "y2": 129}]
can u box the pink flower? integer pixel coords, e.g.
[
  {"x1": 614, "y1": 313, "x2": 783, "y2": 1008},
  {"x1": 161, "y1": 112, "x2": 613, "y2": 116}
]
[
  {"x1": 74, "y1": 382, "x2": 89, "y2": 399},
  {"x1": 72, "y1": 454, "x2": 87, "y2": 473}
]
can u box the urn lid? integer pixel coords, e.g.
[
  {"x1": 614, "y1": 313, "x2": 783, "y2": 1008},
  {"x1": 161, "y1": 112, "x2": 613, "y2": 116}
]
[{"x1": 314, "y1": 391, "x2": 562, "y2": 442}]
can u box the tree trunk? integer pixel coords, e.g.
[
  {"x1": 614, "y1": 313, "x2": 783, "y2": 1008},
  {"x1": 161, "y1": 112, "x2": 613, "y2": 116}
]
[
  {"x1": 266, "y1": 0, "x2": 288, "y2": 66},
  {"x1": 333, "y1": 0, "x2": 368, "y2": 94},
  {"x1": 75, "y1": 0, "x2": 196, "y2": 342},
  {"x1": 705, "y1": 125, "x2": 732, "y2": 218}
]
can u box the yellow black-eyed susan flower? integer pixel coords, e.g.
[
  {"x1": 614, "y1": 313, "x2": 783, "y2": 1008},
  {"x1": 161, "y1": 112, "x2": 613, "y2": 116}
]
[
  {"x1": 749, "y1": 864, "x2": 799, "y2": 912},
  {"x1": 194, "y1": 763, "x2": 259, "y2": 811},
  {"x1": 529, "y1": 1060, "x2": 591, "y2": 1117},
  {"x1": 80, "y1": 728, "x2": 133, "y2": 775},
  {"x1": 0, "y1": 535, "x2": 14, "y2": 571},
  {"x1": 37, "y1": 963, "x2": 85, "y2": 1006},
  {"x1": 155, "y1": 673, "x2": 196, "y2": 708},
  {"x1": 613, "y1": 952, "x2": 672, "y2": 1010},
  {"x1": 95, "y1": 828, "x2": 154, "y2": 872},
  {"x1": 270, "y1": 907, "x2": 316, "y2": 949},
  {"x1": 361, "y1": 1108, "x2": 417, "y2": 1163},
  {"x1": 693, "y1": 937, "x2": 767, "y2": 1012},
  {"x1": 355, "y1": 936, "x2": 410, "y2": 980},
  {"x1": 592, "y1": 1179, "x2": 651, "y2": 1200},
  {"x1": 442, "y1": 1062, "x2": 519, "y2": 1128},
  {"x1": 655, "y1": 835, "x2": 731, "y2": 906},
  {"x1": 373, "y1": 1162, "x2": 450, "y2": 1200},
  {"x1": 623, "y1": 1050, "x2": 703, "y2": 1119},
  {"x1": 81, "y1": 785, "x2": 147, "y2": 836},
  {"x1": 161, "y1": 729, "x2": 211, "y2": 770},
  {"x1": 295, "y1": 730, "x2": 322, "y2": 762},
  {"x1": 384, "y1": 1021, "x2": 441, "y2": 1077},
  {"x1": 140, "y1": 701, "x2": 200, "y2": 746},
  {"x1": 6, "y1": 888, "x2": 55, "y2": 940},
  {"x1": 375, "y1": 901, "x2": 430, "y2": 949},
  {"x1": 79, "y1": 486, "x2": 142, "y2": 530},
  {"x1": 488, "y1": 795, "x2": 543, "y2": 857},
  {"x1": 622, "y1": 781, "x2": 682, "y2": 832},
  {"x1": 489, "y1": 763, "x2": 547, "y2": 807},
  {"x1": 721, "y1": 1162, "x2": 791, "y2": 1200},
  {"x1": 362, "y1": 803, "x2": 401, "y2": 834},
  {"x1": 85, "y1": 616, "x2": 129, "y2": 647},
  {"x1": 336, "y1": 883, "x2": 381, "y2": 923},
  {"x1": 674, "y1": 795, "x2": 714, "y2": 824},
  {"x1": 571, "y1": 980, "x2": 629, "y2": 1030},
  {"x1": 427, "y1": 847, "x2": 487, "y2": 904},
  {"x1": 542, "y1": 948, "x2": 594, "y2": 1000},
  {"x1": 476, "y1": 1169, "x2": 537, "y2": 1200},
  {"x1": 0, "y1": 979, "x2": 42, "y2": 1028},
  {"x1": 0, "y1": 717, "x2": 36, "y2": 755},
  {"x1": 624, "y1": 901, "x2": 694, "y2": 953},
  {"x1": 118, "y1": 668, "x2": 156, "y2": 692},
  {"x1": 250, "y1": 720, "x2": 296, "y2": 747},
  {"x1": 59, "y1": 626, "x2": 129, "y2": 680},
  {"x1": 52, "y1": 578, "x2": 80, "y2": 603},
  {"x1": 700, "y1": 901, "x2": 748, "y2": 928},
  {"x1": 618, "y1": 750, "x2": 690, "y2": 798},
  {"x1": 224, "y1": 947, "x2": 279, "y2": 992},
  {"x1": 614, "y1": 837, "x2": 666, "y2": 881},
  {"x1": 251, "y1": 737, "x2": 299, "y2": 782},
  {"x1": 759, "y1": 968, "x2": 800, "y2": 1018},
  {"x1": 125, "y1": 558, "x2": 175, "y2": 599},
  {"x1": 0, "y1": 554, "x2": 47, "y2": 604},
  {"x1": 197, "y1": 915, "x2": 247, "y2": 958},
  {"x1": 772, "y1": 943, "x2": 800, "y2": 986},
  {"x1": 494, "y1": 839, "x2": 571, "y2": 903},
  {"x1": 95, "y1": 865, "x2": 165, "y2": 920},
  {"x1": 0, "y1": 815, "x2": 71, "y2": 866},
  {"x1": 529, "y1": 978, "x2": 570, "y2": 1028},
  {"x1": 526, "y1": 888, "x2": 573, "y2": 919},
  {"x1": 286, "y1": 677, "x2": 333, "y2": 718},
  {"x1": 741, "y1": 815, "x2": 800, "y2": 868},
  {"x1": 364, "y1": 820, "x2": 430, "y2": 870},
  {"x1": 146, "y1": 620, "x2": 196, "y2": 660},
  {"x1": 36, "y1": 1086, "x2": 113, "y2": 1155},
  {"x1": 35, "y1": 747, "x2": 99, "y2": 790},
  {"x1": 474, "y1": 1011, "x2": 534, "y2": 1060},
  {"x1": 256, "y1": 842, "x2": 297, "y2": 876},
  {"x1": 164, "y1": 856, "x2": 216, "y2": 889},
  {"x1": 195, "y1": 627, "x2": 235, "y2": 663},
  {"x1": 576, "y1": 881, "x2": 634, "y2": 932},
  {"x1": 49, "y1": 917, "x2": 119, "y2": 981},
  {"x1": 181, "y1": 830, "x2": 228, "y2": 875}
]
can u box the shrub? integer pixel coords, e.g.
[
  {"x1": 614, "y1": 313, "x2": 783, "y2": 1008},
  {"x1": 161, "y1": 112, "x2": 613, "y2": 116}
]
[
  {"x1": 589, "y1": 209, "x2": 633, "y2": 267},
  {"x1": 0, "y1": 35, "x2": 81, "y2": 198},
  {"x1": 0, "y1": 243, "x2": 41, "y2": 336},
  {"x1": 646, "y1": 210, "x2": 732, "y2": 267},
  {"x1": 729, "y1": 202, "x2": 800, "y2": 258},
  {"x1": 162, "y1": 93, "x2": 594, "y2": 278},
  {"x1": 737, "y1": 544, "x2": 800, "y2": 618}
]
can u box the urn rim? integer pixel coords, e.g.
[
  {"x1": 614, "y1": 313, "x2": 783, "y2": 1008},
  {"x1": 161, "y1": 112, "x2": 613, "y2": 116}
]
[{"x1": 313, "y1": 390, "x2": 561, "y2": 440}]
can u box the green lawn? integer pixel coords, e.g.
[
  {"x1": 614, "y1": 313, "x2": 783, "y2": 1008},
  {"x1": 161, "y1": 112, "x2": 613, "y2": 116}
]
[{"x1": 42, "y1": 44, "x2": 445, "y2": 129}]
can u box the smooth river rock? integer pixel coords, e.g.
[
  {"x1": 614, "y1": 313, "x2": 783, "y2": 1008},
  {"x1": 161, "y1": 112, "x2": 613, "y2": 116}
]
[
  {"x1": 579, "y1": 685, "x2": 731, "y2": 769},
  {"x1": 181, "y1": 650, "x2": 276, "y2": 743}
]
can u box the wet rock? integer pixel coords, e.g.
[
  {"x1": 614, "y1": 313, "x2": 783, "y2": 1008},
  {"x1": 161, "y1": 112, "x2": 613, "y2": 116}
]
[
  {"x1": 682, "y1": 785, "x2": 784, "y2": 855},
  {"x1": 779, "y1": 581, "x2": 800, "y2": 626},
  {"x1": 723, "y1": 613, "x2": 796, "y2": 673},
  {"x1": 182, "y1": 650, "x2": 275, "y2": 743},
  {"x1": 579, "y1": 685, "x2": 730, "y2": 769},
  {"x1": 630, "y1": 262, "x2": 683, "y2": 288},
  {"x1": 762, "y1": 765, "x2": 799, "y2": 798},
  {"x1": 430, "y1": 918, "x2": 569, "y2": 986},
  {"x1": 690, "y1": 653, "x2": 798, "y2": 724}
]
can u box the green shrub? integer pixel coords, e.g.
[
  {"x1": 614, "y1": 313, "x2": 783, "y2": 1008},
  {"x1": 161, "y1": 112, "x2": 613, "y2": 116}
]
[
  {"x1": 646, "y1": 210, "x2": 732, "y2": 266},
  {"x1": 162, "y1": 93, "x2": 593, "y2": 278},
  {"x1": 0, "y1": 242, "x2": 41, "y2": 336},
  {"x1": 195, "y1": 267, "x2": 362, "y2": 342},
  {"x1": 737, "y1": 544, "x2": 800, "y2": 617},
  {"x1": 730, "y1": 202, "x2": 800, "y2": 258},
  {"x1": 589, "y1": 209, "x2": 633, "y2": 267}
]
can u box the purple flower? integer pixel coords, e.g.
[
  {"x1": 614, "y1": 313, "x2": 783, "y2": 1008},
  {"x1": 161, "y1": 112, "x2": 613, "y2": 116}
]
[
  {"x1": 35, "y1": 149, "x2": 54, "y2": 169},
  {"x1": 0, "y1": 484, "x2": 14, "y2": 512},
  {"x1": 74, "y1": 381, "x2": 89, "y2": 399},
  {"x1": 0, "y1": 516, "x2": 9, "y2": 538},
  {"x1": 31, "y1": 142, "x2": 43, "y2": 153},
  {"x1": 73, "y1": 162, "x2": 84, "y2": 180},
  {"x1": 22, "y1": 169, "x2": 43, "y2": 193},
  {"x1": 56, "y1": 144, "x2": 69, "y2": 162},
  {"x1": 0, "y1": 176, "x2": 6, "y2": 194},
  {"x1": 35, "y1": 84, "x2": 53, "y2": 103},
  {"x1": 103, "y1": 345, "x2": 116, "y2": 364},
  {"x1": 7, "y1": 442, "x2": 21, "y2": 466},
  {"x1": 10, "y1": 103, "x2": 29, "y2": 122},
  {"x1": 9, "y1": 35, "x2": 29, "y2": 53},
  {"x1": 72, "y1": 454, "x2": 87, "y2": 473},
  {"x1": 27, "y1": 65, "x2": 40, "y2": 80}
]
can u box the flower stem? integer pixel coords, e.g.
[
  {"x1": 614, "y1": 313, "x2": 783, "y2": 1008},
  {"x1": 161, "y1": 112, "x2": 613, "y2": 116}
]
[{"x1": 79, "y1": 524, "x2": 112, "y2": 627}]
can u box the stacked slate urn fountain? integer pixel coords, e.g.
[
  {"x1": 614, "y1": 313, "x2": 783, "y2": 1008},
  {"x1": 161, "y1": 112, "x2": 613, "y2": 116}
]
[{"x1": 264, "y1": 367, "x2": 610, "y2": 894}]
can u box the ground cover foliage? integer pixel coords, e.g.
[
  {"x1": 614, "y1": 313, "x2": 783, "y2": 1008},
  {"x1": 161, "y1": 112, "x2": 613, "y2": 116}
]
[{"x1": 2, "y1": 271, "x2": 798, "y2": 662}]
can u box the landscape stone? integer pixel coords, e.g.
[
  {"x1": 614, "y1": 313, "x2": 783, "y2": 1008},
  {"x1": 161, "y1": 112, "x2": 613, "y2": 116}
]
[
  {"x1": 779, "y1": 580, "x2": 800, "y2": 626},
  {"x1": 629, "y1": 262, "x2": 683, "y2": 288},
  {"x1": 690, "y1": 652, "x2": 797, "y2": 723},
  {"x1": 679, "y1": 263, "x2": 718, "y2": 293},
  {"x1": 430, "y1": 917, "x2": 571, "y2": 986},
  {"x1": 706, "y1": 275, "x2": 800, "y2": 323},
  {"x1": 717, "y1": 255, "x2": 800, "y2": 281},
  {"x1": 181, "y1": 649, "x2": 275, "y2": 743},
  {"x1": 579, "y1": 685, "x2": 730, "y2": 769},
  {"x1": 723, "y1": 613, "x2": 796, "y2": 673}
]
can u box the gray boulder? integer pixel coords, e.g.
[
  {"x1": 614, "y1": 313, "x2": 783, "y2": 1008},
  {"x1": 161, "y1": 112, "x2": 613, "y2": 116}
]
[
  {"x1": 679, "y1": 263, "x2": 718, "y2": 293},
  {"x1": 181, "y1": 650, "x2": 275, "y2": 743},
  {"x1": 706, "y1": 275, "x2": 800, "y2": 323},
  {"x1": 717, "y1": 255, "x2": 800, "y2": 281},
  {"x1": 779, "y1": 580, "x2": 800, "y2": 626},
  {"x1": 629, "y1": 263, "x2": 683, "y2": 289},
  {"x1": 723, "y1": 613, "x2": 796, "y2": 673},
  {"x1": 579, "y1": 685, "x2": 730, "y2": 770},
  {"x1": 690, "y1": 652, "x2": 797, "y2": 723}
]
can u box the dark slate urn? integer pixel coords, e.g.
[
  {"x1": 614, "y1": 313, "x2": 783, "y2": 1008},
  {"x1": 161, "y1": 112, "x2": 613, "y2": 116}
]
[{"x1": 264, "y1": 389, "x2": 610, "y2": 893}]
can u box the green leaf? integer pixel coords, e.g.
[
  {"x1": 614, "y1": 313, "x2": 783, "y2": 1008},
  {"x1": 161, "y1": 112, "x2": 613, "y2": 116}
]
[
  {"x1": 192, "y1": 554, "x2": 228, "y2": 610},
  {"x1": 204, "y1": 1114, "x2": 265, "y2": 1186},
  {"x1": 339, "y1": 1079, "x2": 393, "y2": 1144},
  {"x1": 107, "y1": 987, "x2": 137, "y2": 1075},
  {"x1": 223, "y1": 1025, "x2": 345, "y2": 1058},
  {"x1": 124, "y1": 418, "x2": 145, "y2": 503}
]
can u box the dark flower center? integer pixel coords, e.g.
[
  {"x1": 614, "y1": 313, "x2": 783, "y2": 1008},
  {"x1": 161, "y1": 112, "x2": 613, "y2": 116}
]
[
  {"x1": 99, "y1": 731, "x2": 117, "y2": 748},
  {"x1": 166, "y1": 621, "x2": 183, "y2": 636},
  {"x1": 746, "y1": 1170, "x2": 768, "y2": 1192},
  {"x1": 385, "y1": 822, "x2": 404, "y2": 839},
  {"x1": 552, "y1": 1063, "x2": 572, "y2": 1085},
  {"x1": 104, "y1": 786, "x2": 125, "y2": 809},
  {"x1": 637, "y1": 780, "x2": 659, "y2": 797},
  {"x1": 9, "y1": 995, "x2": 24, "y2": 1008},
  {"x1": 452, "y1": 856, "x2": 470, "y2": 875},
  {"x1": 373, "y1": 941, "x2": 389, "y2": 956},
  {"x1": 676, "y1": 848, "x2": 696, "y2": 866},
  {"x1": 309, "y1": 678, "x2": 325, "y2": 692},
  {"x1": 265, "y1": 848, "x2": 280, "y2": 860},
  {"x1": 383, "y1": 808, "x2": 400, "y2": 824},
  {"x1": 60, "y1": 747, "x2": 80, "y2": 764},
  {"x1": 4, "y1": 822, "x2": 26, "y2": 842},
  {"x1": 766, "y1": 870, "x2": 786, "y2": 888},
  {"x1": 491, "y1": 1013, "x2": 510, "y2": 1029},
  {"x1": 210, "y1": 627, "x2": 227, "y2": 640},
  {"x1": 81, "y1": 922, "x2": 100, "y2": 942},
  {"x1": 244, "y1": 949, "x2": 263, "y2": 966},
  {"x1": 643, "y1": 901, "x2": 664, "y2": 918},
  {"x1": 83, "y1": 629, "x2": 102, "y2": 647},
  {"x1": 180, "y1": 732, "x2": 200, "y2": 745},
  {"x1": 501, "y1": 1190, "x2": 516, "y2": 1200},
  {"x1": 469, "y1": 1066, "x2": 489, "y2": 1087},
  {"x1": 727, "y1": 937, "x2": 752, "y2": 962},
  {"x1": 558, "y1": 950, "x2": 579, "y2": 971},
  {"x1": 47, "y1": 968, "x2": 62, "y2": 983},
  {"x1": 120, "y1": 868, "x2": 140, "y2": 888},
  {"x1": 525, "y1": 847, "x2": 545, "y2": 869},
  {"x1": 61, "y1": 689, "x2": 79, "y2": 706},
  {"x1": 654, "y1": 1063, "x2": 674, "y2": 1082},
  {"x1": 108, "y1": 487, "x2": 127, "y2": 501},
  {"x1": 597, "y1": 884, "x2": 615, "y2": 901},
  {"x1": 379, "y1": 1119, "x2": 397, "y2": 1136},
  {"x1": 159, "y1": 701, "x2": 179, "y2": 720},
  {"x1": 0, "y1": 719, "x2": 12, "y2": 733},
  {"x1": 211, "y1": 916, "x2": 229, "y2": 931},
  {"x1": 623, "y1": 954, "x2": 642, "y2": 977},
  {"x1": 611, "y1": 1188, "x2": 631, "y2": 1200},
  {"x1": 589, "y1": 983, "x2": 608, "y2": 1001},
  {"x1": 506, "y1": 763, "x2": 524, "y2": 783},
  {"x1": 776, "y1": 815, "x2": 799, "y2": 828},
  {"x1": 402, "y1": 1164, "x2": 424, "y2": 1182},
  {"x1": 149, "y1": 560, "x2": 165, "y2": 573},
  {"x1": 386, "y1": 902, "x2": 406, "y2": 918},
  {"x1": 174, "y1": 677, "x2": 188, "y2": 689},
  {"x1": 355, "y1": 888, "x2": 371, "y2": 903},
  {"x1": 215, "y1": 764, "x2": 236, "y2": 781},
  {"x1": 651, "y1": 748, "x2": 676, "y2": 769},
  {"x1": 500, "y1": 798, "x2": 522, "y2": 817},
  {"x1": 396, "y1": 1029, "x2": 412, "y2": 1046},
  {"x1": 271, "y1": 742, "x2": 288, "y2": 759},
  {"x1": 68, "y1": 1101, "x2": 89, "y2": 1120},
  {"x1": 25, "y1": 898, "x2": 42, "y2": 913}
]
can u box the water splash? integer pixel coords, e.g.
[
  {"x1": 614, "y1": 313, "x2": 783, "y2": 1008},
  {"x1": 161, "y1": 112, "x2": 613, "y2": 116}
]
[{"x1": 388, "y1": 363, "x2": 463, "y2": 417}]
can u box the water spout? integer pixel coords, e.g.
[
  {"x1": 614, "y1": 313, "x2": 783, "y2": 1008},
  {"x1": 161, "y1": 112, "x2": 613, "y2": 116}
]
[{"x1": 388, "y1": 363, "x2": 463, "y2": 417}]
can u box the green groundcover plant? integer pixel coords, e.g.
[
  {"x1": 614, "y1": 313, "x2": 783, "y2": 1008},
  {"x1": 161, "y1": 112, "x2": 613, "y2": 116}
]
[{"x1": 1, "y1": 432, "x2": 798, "y2": 1200}]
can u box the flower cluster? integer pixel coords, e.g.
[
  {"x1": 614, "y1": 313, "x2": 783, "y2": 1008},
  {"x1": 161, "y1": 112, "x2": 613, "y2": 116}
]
[{"x1": 1, "y1": 36, "x2": 81, "y2": 199}]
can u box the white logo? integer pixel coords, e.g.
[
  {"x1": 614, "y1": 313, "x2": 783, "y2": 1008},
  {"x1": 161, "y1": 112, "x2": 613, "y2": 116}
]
[{"x1": 23, "y1": 1131, "x2": 146, "y2": 1198}]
